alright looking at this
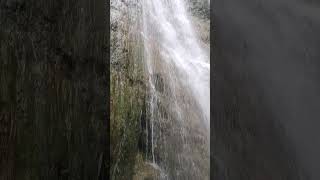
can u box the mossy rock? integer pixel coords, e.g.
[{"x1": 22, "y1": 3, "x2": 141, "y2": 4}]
[{"x1": 133, "y1": 154, "x2": 160, "y2": 180}]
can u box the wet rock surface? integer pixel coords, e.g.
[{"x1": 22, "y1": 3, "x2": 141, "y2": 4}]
[
  {"x1": 132, "y1": 154, "x2": 161, "y2": 180},
  {"x1": 110, "y1": 0, "x2": 146, "y2": 179},
  {"x1": 110, "y1": 0, "x2": 210, "y2": 179}
]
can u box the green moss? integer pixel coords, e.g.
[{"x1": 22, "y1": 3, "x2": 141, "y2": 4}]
[{"x1": 110, "y1": 13, "x2": 146, "y2": 178}]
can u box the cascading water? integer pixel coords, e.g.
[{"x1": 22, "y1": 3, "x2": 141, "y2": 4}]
[{"x1": 142, "y1": 0, "x2": 210, "y2": 179}]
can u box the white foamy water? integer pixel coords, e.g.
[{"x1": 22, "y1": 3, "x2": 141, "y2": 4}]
[
  {"x1": 142, "y1": 0, "x2": 210, "y2": 179},
  {"x1": 143, "y1": 0, "x2": 210, "y2": 125}
]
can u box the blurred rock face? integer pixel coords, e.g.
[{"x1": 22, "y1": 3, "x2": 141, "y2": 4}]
[
  {"x1": 212, "y1": 0, "x2": 316, "y2": 179},
  {"x1": 0, "y1": 0, "x2": 107, "y2": 179}
]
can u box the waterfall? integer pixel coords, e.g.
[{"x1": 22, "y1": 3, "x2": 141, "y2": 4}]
[{"x1": 142, "y1": 0, "x2": 210, "y2": 179}]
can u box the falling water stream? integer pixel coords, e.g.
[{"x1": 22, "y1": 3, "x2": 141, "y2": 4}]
[{"x1": 142, "y1": 0, "x2": 210, "y2": 179}]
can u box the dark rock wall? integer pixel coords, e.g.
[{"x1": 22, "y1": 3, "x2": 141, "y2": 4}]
[{"x1": 0, "y1": 0, "x2": 108, "y2": 179}]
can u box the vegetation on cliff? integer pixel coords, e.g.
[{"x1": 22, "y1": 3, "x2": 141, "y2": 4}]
[{"x1": 110, "y1": 1, "x2": 147, "y2": 179}]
